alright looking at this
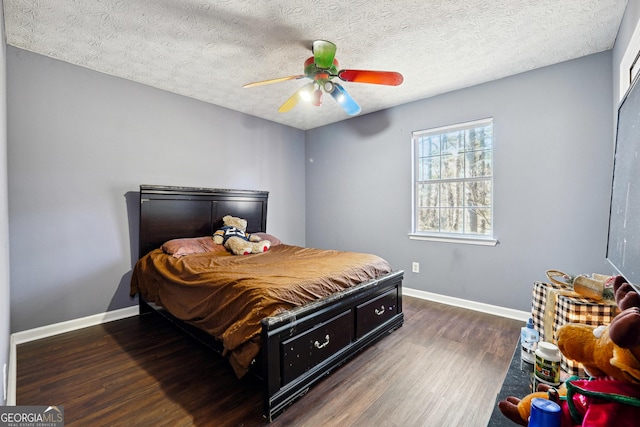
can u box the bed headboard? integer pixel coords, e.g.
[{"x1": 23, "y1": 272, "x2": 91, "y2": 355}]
[{"x1": 139, "y1": 185, "x2": 269, "y2": 258}]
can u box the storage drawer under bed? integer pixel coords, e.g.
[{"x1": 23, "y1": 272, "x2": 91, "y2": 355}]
[
  {"x1": 355, "y1": 288, "x2": 399, "y2": 339},
  {"x1": 280, "y1": 309, "x2": 353, "y2": 385}
]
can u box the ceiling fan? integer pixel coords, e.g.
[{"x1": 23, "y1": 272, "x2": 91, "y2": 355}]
[{"x1": 243, "y1": 40, "x2": 404, "y2": 116}]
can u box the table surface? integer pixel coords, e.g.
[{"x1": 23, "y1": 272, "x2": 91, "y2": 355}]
[{"x1": 487, "y1": 343, "x2": 532, "y2": 426}]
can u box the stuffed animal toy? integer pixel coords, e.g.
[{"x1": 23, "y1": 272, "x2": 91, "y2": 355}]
[
  {"x1": 213, "y1": 215, "x2": 270, "y2": 255},
  {"x1": 499, "y1": 383, "x2": 567, "y2": 425},
  {"x1": 498, "y1": 275, "x2": 640, "y2": 426}
]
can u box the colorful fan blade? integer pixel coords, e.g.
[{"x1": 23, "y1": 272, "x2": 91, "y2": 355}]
[
  {"x1": 313, "y1": 40, "x2": 337, "y2": 69},
  {"x1": 338, "y1": 70, "x2": 404, "y2": 86},
  {"x1": 278, "y1": 83, "x2": 315, "y2": 113},
  {"x1": 330, "y1": 83, "x2": 361, "y2": 116},
  {"x1": 243, "y1": 75, "x2": 305, "y2": 88}
]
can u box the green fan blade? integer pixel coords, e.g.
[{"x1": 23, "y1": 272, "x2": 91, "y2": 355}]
[{"x1": 313, "y1": 40, "x2": 337, "y2": 69}]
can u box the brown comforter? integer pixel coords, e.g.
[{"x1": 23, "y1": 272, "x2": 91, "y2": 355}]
[{"x1": 130, "y1": 244, "x2": 391, "y2": 377}]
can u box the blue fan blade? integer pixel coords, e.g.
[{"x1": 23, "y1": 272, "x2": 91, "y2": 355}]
[{"x1": 330, "y1": 83, "x2": 361, "y2": 116}]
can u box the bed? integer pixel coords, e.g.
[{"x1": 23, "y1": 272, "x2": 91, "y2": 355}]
[{"x1": 131, "y1": 185, "x2": 404, "y2": 421}]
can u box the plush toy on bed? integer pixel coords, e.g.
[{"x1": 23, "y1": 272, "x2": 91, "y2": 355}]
[
  {"x1": 498, "y1": 275, "x2": 640, "y2": 426},
  {"x1": 213, "y1": 215, "x2": 271, "y2": 255}
]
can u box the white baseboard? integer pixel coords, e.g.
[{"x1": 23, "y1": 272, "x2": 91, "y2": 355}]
[
  {"x1": 10, "y1": 306, "x2": 139, "y2": 345},
  {"x1": 403, "y1": 287, "x2": 530, "y2": 322},
  {"x1": 7, "y1": 335, "x2": 15, "y2": 406},
  {"x1": 7, "y1": 305, "x2": 139, "y2": 405}
]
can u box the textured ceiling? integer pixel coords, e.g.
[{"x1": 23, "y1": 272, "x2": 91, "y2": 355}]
[{"x1": 3, "y1": 0, "x2": 628, "y2": 130}]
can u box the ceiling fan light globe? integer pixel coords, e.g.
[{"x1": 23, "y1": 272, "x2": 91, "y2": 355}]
[
  {"x1": 312, "y1": 89, "x2": 322, "y2": 106},
  {"x1": 300, "y1": 91, "x2": 311, "y2": 102},
  {"x1": 323, "y1": 81, "x2": 335, "y2": 93},
  {"x1": 299, "y1": 85, "x2": 314, "y2": 102}
]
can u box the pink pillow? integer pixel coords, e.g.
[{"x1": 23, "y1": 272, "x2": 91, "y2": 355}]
[
  {"x1": 162, "y1": 236, "x2": 226, "y2": 258},
  {"x1": 253, "y1": 232, "x2": 282, "y2": 246}
]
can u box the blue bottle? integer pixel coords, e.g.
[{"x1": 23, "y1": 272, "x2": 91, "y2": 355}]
[{"x1": 520, "y1": 318, "x2": 539, "y2": 372}]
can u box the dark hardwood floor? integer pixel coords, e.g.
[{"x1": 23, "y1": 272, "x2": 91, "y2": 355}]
[{"x1": 17, "y1": 297, "x2": 521, "y2": 426}]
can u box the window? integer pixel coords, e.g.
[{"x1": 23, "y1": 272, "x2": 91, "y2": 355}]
[
  {"x1": 630, "y1": 50, "x2": 640, "y2": 88},
  {"x1": 410, "y1": 118, "x2": 496, "y2": 245},
  {"x1": 619, "y1": 18, "x2": 640, "y2": 102}
]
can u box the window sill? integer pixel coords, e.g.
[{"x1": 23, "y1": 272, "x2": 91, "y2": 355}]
[{"x1": 408, "y1": 233, "x2": 499, "y2": 246}]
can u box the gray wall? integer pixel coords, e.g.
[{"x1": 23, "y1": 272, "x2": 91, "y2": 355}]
[
  {"x1": 1, "y1": 0, "x2": 10, "y2": 404},
  {"x1": 7, "y1": 46, "x2": 306, "y2": 332},
  {"x1": 306, "y1": 51, "x2": 614, "y2": 312}
]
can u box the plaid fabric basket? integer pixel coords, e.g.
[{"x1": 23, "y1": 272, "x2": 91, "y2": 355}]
[
  {"x1": 553, "y1": 293, "x2": 618, "y2": 377},
  {"x1": 530, "y1": 281, "x2": 565, "y2": 342}
]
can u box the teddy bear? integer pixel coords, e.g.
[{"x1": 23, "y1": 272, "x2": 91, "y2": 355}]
[
  {"x1": 213, "y1": 215, "x2": 270, "y2": 255},
  {"x1": 498, "y1": 275, "x2": 640, "y2": 426}
]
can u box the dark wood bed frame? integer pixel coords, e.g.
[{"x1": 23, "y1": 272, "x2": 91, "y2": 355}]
[{"x1": 136, "y1": 185, "x2": 404, "y2": 421}]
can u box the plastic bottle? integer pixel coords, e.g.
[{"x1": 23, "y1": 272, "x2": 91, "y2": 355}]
[
  {"x1": 533, "y1": 342, "x2": 561, "y2": 389},
  {"x1": 529, "y1": 397, "x2": 561, "y2": 427},
  {"x1": 520, "y1": 318, "x2": 539, "y2": 372}
]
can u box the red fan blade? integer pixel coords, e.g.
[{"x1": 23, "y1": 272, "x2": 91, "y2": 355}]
[
  {"x1": 243, "y1": 75, "x2": 306, "y2": 88},
  {"x1": 338, "y1": 70, "x2": 403, "y2": 86}
]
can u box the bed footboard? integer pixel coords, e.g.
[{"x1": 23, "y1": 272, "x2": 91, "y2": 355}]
[
  {"x1": 138, "y1": 271, "x2": 404, "y2": 422},
  {"x1": 260, "y1": 270, "x2": 404, "y2": 421}
]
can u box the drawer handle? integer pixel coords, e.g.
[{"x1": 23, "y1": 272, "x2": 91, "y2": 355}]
[
  {"x1": 375, "y1": 305, "x2": 385, "y2": 316},
  {"x1": 314, "y1": 335, "x2": 330, "y2": 349}
]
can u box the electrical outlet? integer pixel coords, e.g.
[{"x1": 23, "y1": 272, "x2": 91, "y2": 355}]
[{"x1": 412, "y1": 262, "x2": 419, "y2": 273}]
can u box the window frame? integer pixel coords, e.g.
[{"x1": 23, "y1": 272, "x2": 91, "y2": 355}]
[
  {"x1": 409, "y1": 118, "x2": 498, "y2": 246},
  {"x1": 619, "y1": 17, "x2": 640, "y2": 103}
]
